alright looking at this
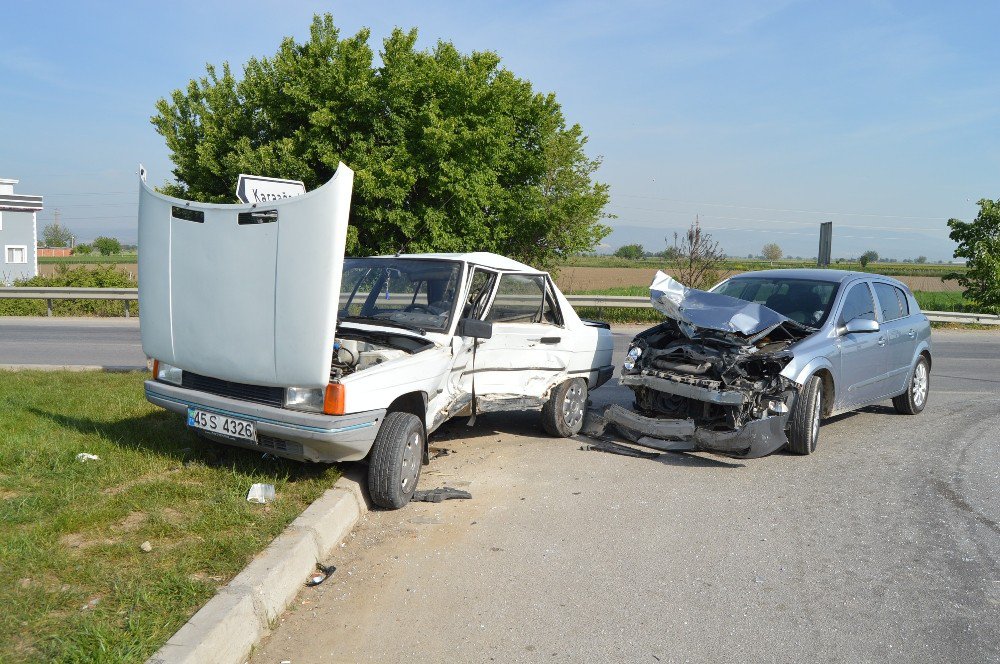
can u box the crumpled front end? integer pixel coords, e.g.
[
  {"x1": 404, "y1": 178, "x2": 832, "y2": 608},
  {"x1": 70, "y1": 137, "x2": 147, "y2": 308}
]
[{"x1": 589, "y1": 272, "x2": 815, "y2": 458}]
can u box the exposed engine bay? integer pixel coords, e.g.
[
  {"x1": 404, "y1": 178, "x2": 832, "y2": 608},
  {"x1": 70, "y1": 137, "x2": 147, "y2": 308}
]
[
  {"x1": 330, "y1": 326, "x2": 433, "y2": 379},
  {"x1": 585, "y1": 271, "x2": 818, "y2": 458}
]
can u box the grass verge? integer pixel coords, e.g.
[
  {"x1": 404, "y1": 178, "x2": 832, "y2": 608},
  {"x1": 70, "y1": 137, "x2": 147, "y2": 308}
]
[
  {"x1": 0, "y1": 371, "x2": 339, "y2": 663},
  {"x1": 38, "y1": 255, "x2": 138, "y2": 265}
]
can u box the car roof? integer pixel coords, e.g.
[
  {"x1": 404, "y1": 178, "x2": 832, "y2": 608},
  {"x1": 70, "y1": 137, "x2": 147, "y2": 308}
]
[
  {"x1": 374, "y1": 252, "x2": 544, "y2": 274},
  {"x1": 727, "y1": 268, "x2": 908, "y2": 288}
]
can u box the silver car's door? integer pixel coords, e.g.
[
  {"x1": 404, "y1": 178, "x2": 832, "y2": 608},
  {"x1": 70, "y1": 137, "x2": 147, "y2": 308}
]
[
  {"x1": 871, "y1": 282, "x2": 915, "y2": 397},
  {"x1": 834, "y1": 281, "x2": 888, "y2": 408}
]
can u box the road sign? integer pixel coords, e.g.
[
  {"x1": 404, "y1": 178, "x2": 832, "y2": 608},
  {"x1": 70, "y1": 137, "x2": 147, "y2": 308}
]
[{"x1": 236, "y1": 174, "x2": 306, "y2": 204}]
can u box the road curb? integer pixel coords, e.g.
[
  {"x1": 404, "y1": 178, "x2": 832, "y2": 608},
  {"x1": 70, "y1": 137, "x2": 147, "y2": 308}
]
[
  {"x1": 0, "y1": 363, "x2": 149, "y2": 372},
  {"x1": 147, "y1": 474, "x2": 369, "y2": 664}
]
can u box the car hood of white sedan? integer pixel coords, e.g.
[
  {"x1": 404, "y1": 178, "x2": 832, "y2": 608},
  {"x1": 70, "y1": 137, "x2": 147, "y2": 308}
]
[{"x1": 138, "y1": 164, "x2": 353, "y2": 388}]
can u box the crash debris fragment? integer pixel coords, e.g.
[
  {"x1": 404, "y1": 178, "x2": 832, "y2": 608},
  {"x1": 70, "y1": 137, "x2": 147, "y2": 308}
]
[
  {"x1": 579, "y1": 440, "x2": 660, "y2": 459},
  {"x1": 76, "y1": 453, "x2": 100, "y2": 462},
  {"x1": 246, "y1": 483, "x2": 275, "y2": 504},
  {"x1": 139, "y1": 540, "x2": 153, "y2": 553},
  {"x1": 411, "y1": 487, "x2": 472, "y2": 503},
  {"x1": 306, "y1": 563, "x2": 336, "y2": 587}
]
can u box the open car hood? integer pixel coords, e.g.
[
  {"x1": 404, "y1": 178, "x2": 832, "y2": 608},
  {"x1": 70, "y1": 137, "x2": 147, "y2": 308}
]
[
  {"x1": 139, "y1": 164, "x2": 353, "y2": 388},
  {"x1": 649, "y1": 271, "x2": 807, "y2": 339}
]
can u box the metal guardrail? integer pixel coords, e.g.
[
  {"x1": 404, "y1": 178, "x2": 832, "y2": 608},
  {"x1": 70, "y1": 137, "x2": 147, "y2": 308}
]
[{"x1": 0, "y1": 287, "x2": 997, "y2": 325}]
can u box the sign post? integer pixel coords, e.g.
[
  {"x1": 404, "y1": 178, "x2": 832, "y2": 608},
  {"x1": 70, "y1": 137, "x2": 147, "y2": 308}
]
[
  {"x1": 236, "y1": 174, "x2": 306, "y2": 204},
  {"x1": 817, "y1": 222, "x2": 833, "y2": 267}
]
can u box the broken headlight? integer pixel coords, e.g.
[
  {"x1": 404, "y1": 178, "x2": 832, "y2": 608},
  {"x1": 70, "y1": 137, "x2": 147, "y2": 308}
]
[
  {"x1": 284, "y1": 387, "x2": 325, "y2": 413},
  {"x1": 623, "y1": 346, "x2": 642, "y2": 372}
]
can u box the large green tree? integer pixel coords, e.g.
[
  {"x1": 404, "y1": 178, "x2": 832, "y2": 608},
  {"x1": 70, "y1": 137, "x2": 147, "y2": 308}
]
[
  {"x1": 151, "y1": 14, "x2": 610, "y2": 268},
  {"x1": 947, "y1": 198, "x2": 1000, "y2": 314}
]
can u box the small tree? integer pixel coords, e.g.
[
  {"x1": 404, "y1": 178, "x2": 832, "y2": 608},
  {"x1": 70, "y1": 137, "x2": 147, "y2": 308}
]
[
  {"x1": 93, "y1": 237, "x2": 122, "y2": 256},
  {"x1": 42, "y1": 223, "x2": 74, "y2": 248},
  {"x1": 761, "y1": 242, "x2": 783, "y2": 262},
  {"x1": 671, "y1": 217, "x2": 725, "y2": 290},
  {"x1": 73, "y1": 243, "x2": 93, "y2": 255},
  {"x1": 614, "y1": 243, "x2": 645, "y2": 260},
  {"x1": 859, "y1": 250, "x2": 879, "y2": 268},
  {"x1": 947, "y1": 198, "x2": 1000, "y2": 314},
  {"x1": 915, "y1": 255, "x2": 927, "y2": 263}
]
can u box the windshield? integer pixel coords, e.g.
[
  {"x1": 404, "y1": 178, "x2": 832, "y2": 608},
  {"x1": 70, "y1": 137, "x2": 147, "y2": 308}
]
[
  {"x1": 711, "y1": 277, "x2": 838, "y2": 327},
  {"x1": 340, "y1": 258, "x2": 462, "y2": 333}
]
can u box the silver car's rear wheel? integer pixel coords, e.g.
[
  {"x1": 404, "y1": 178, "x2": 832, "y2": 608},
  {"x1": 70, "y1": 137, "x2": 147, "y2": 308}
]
[{"x1": 893, "y1": 356, "x2": 930, "y2": 415}]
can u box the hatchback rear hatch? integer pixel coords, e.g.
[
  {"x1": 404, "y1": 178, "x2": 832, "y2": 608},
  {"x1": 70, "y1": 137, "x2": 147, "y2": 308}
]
[{"x1": 138, "y1": 164, "x2": 353, "y2": 388}]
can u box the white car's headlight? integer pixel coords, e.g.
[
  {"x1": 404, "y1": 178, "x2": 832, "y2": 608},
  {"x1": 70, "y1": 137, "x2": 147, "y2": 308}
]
[
  {"x1": 155, "y1": 361, "x2": 182, "y2": 386},
  {"x1": 623, "y1": 346, "x2": 642, "y2": 372},
  {"x1": 284, "y1": 386, "x2": 325, "y2": 413}
]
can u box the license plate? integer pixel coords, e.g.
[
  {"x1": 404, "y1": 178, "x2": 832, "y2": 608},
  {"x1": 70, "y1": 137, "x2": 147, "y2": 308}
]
[{"x1": 187, "y1": 408, "x2": 257, "y2": 441}]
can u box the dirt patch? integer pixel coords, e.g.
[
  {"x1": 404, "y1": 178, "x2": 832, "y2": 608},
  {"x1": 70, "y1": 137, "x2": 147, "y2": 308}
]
[
  {"x1": 60, "y1": 532, "x2": 115, "y2": 550},
  {"x1": 554, "y1": 266, "x2": 962, "y2": 293},
  {"x1": 114, "y1": 511, "x2": 148, "y2": 532},
  {"x1": 0, "y1": 489, "x2": 20, "y2": 500}
]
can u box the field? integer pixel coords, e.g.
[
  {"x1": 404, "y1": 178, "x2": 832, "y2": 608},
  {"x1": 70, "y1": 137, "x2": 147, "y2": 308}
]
[
  {"x1": 561, "y1": 255, "x2": 965, "y2": 277},
  {"x1": 554, "y1": 266, "x2": 963, "y2": 293},
  {"x1": 0, "y1": 371, "x2": 338, "y2": 663},
  {"x1": 38, "y1": 254, "x2": 138, "y2": 265}
]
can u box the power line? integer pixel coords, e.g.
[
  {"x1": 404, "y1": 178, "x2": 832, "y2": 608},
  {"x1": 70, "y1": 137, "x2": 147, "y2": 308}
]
[{"x1": 615, "y1": 194, "x2": 949, "y2": 221}]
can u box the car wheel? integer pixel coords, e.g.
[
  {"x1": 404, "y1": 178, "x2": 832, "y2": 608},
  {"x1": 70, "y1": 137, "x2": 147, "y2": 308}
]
[
  {"x1": 787, "y1": 375, "x2": 822, "y2": 455},
  {"x1": 541, "y1": 378, "x2": 588, "y2": 437},
  {"x1": 367, "y1": 412, "x2": 424, "y2": 509},
  {"x1": 893, "y1": 356, "x2": 930, "y2": 415}
]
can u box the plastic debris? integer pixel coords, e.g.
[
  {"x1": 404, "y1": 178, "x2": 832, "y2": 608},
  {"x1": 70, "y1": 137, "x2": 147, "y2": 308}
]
[
  {"x1": 306, "y1": 562, "x2": 336, "y2": 587},
  {"x1": 81, "y1": 597, "x2": 100, "y2": 611},
  {"x1": 246, "y1": 483, "x2": 275, "y2": 504},
  {"x1": 429, "y1": 447, "x2": 452, "y2": 460},
  {"x1": 140, "y1": 541, "x2": 153, "y2": 553},
  {"x1": 76, "y1": 453, "x2": 100, "y2": 462},
  {"x1": 411, "y1": 487, "x2": 472, "y2": 503},
  {"x1": 580, "y1": 440, "x2": 660, "y2": 460}
]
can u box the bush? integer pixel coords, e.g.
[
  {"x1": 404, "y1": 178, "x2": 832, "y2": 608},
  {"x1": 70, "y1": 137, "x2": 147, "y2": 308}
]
[
  {"x1": 73, "y1": 243, "x2": 93, "y2": 255},
  {"x1": 93, "y1": 236, "x2": 122, "y2": 256},
  {"x1": 0, "y1": 265, "x2": 138, "y2": 317}
]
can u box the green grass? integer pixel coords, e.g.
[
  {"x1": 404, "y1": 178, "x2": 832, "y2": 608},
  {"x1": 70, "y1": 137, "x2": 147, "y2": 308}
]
[
  {"x1": 0, "y1": 371, "x2": 339, "y2": 663},
  {"x1": 39, "y1": 255, "x2": 137, "y2": 265},
  {"x1": 562, "y1": 255, "x2": 964, "y2": 277}
]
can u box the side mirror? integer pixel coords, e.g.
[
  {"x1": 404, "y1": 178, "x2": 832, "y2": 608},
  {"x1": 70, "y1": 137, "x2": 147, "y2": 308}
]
[
  {"x1": 844, "y1": 318, "x2": 880, "y2": 334},
  {"x1": 457, "y1": 317, "x2": 493, "y2": 339}
]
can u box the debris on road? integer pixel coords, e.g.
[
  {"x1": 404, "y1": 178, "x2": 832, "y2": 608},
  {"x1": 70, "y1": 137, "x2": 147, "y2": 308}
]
[
  {"x1": 411, "y1": 487, "x2": 472, "y2": 503},
  {"x1": 246, "y1": 483, "x2": 275, "y2": 504},
  {"x1": 429, "y1": 446, "x2": 452, "y2": 460},
  {"x1": 306, "y1": 563, "x2": 336, "y2": 587},
  {"x1": 579, "y1": 439, "x2": 660, "y2": 460},
  {"x1": 75, "y1": 453, "x2": 100, "y2": 462},
  {"x1": 139, "y1": 540, "x2": 153, "y2": 553}
]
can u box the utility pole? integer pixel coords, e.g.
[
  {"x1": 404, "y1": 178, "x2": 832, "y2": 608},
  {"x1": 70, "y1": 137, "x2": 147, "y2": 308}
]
[{"x1": 817, "y1": 222, "x2": 832, "y2": 267}]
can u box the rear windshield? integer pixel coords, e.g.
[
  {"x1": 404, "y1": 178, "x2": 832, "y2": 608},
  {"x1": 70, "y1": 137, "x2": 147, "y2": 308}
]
[
  {"x1": 340, "y1": 258, "x2": 462, "y2": 332},
  {"x1": 712, "y1": 277, "x2": 838, "y2": 327}
]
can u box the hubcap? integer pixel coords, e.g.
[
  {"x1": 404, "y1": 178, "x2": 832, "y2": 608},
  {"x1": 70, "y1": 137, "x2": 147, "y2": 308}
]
[
  {"x1": 400, "y1": 431, "x2": 421, "y2": 491},
  {"x1": 562, "y1": 383, "x2": 585, "y2": 427},
  {"x1": 912, "y1": 362, "x2": 928, "y2": 408}
]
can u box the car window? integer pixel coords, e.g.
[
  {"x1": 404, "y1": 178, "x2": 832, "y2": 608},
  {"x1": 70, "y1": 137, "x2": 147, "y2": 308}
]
[
  {"x1": 485, "y1": 274, "x2": 545, "y2": 323},
  {"x1": 541, "y1": 281, "x2": 563, "y2": 326},
  {"x1": 873, "y1": 283, "x2": 904, "y2": 322},
  {"x1": 339, "y1": 258, "x2": 461, "y2": 332},
  {"x1": 839, "y1": 283, "x2": 877, "y2": 325},
  {"x1": 463, "y1": 268, "x2": 498, "y2": 320},
  {"x1": 713, "y1": 277, "x2": 837, "y2": 327},
  {"x1": 895, "y1": 286, "x2": 910, "y2": 317}
]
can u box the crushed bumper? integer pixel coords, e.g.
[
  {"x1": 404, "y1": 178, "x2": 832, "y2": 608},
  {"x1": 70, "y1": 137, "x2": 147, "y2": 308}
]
[
  {"x1": 144, "y1": 380, "x2": 384, "y2": 463},
  {"x1": 582, "y1": 404, "x2": 789, "y2": 458}
]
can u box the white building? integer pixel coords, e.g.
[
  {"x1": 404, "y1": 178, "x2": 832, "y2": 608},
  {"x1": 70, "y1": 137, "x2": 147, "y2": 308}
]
[{"x1": 0, "y1": 178, "x2": 42, "y2": 284}]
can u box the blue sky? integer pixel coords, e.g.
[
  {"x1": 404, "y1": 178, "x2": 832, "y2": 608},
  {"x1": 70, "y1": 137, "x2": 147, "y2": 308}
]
[{"x1": 2, "y1": 0, "x2": 998, "y2": 261}]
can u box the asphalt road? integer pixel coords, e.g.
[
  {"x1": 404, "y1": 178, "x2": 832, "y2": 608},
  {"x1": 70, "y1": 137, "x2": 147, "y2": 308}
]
[
  {"x1": 0, "y1": 317, "x2": 146, "y2": 369},
  {"x1": 251, "y1": 327, "x2": 1000, "y2": 664}
]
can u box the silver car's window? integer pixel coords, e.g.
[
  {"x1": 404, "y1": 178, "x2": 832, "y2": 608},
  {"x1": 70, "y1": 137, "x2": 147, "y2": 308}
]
[
  {"x1": 895, "y1": 286, "x2": 910, "y2": 317},
  {"x1": 873, "y1": 283, "x2": 904, "y2": 322},
  {"x1": 839, "y1": 283, "x2": 877, "y2": 325},
  {"x1": 485, "y1": 274, "x2": 545, "y2": 323},
  {"x1": 340, "y1": 258, "x2": 461, "y2": 332},
  {"x1": 713, "y1": 277, "x2": 837, "y2": 327}
]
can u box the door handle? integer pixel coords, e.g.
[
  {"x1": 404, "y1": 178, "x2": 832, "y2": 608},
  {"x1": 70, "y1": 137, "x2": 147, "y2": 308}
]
[
  {"x1": 530, "y1": 337, "x2": 561, "y2": 344},
  {"x1": 877, "y1": 336, "x2": 886, "y2": 347}
]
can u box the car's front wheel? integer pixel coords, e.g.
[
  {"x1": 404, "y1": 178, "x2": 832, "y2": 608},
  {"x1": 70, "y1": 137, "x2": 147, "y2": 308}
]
[
  {"x1": 787, "y1": 374, "x2": 822, "y2": 455},
  {"x1": 367, "y1": 412, "x2": 424, "y2": 509},
  {"x1": 893, "y1": 356, "x2": 930, "y2": 415},
  {"x1": 541, "y1": 378, "x2": 588, "y2": 437}
]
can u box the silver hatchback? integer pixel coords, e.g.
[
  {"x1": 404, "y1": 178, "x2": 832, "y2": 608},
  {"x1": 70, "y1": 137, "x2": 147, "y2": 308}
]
[{"x1": 589, "y1": 269, "x2": 932, "y2": 457}]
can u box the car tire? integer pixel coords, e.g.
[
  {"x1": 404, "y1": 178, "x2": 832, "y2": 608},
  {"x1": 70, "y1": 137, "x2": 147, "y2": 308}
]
[
  {"x1": 787, "y1": 375, "x2": 822, "y2": 455},
  {"x1": 367, "y1": 412, "x2": 424, "y2": 509},
  {"x1": 893, "y1": 356, "x2": 930, "y2": 415},
  {"x1": 541, "y1": 378, "x2": 588, "y2": 437}
]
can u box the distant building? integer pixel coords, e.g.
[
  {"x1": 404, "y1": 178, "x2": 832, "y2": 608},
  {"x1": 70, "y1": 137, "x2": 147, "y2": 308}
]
[{"x1": 0, "y1": 178, "x2": 42, "y2": 284}]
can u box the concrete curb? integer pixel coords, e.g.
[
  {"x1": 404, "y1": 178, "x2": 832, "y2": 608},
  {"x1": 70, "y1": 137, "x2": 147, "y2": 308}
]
[
  {"x1": 0, "y1": 363, "x2": 149, "y2": 372},
  {"x1": 148, "y1": 474, "x2": 369, "y2": 664}
]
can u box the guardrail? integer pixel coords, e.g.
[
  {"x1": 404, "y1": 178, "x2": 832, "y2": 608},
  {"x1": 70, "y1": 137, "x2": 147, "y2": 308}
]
[{"x1": 1, "y1": 287, "x2": 998, "y2": 325}]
